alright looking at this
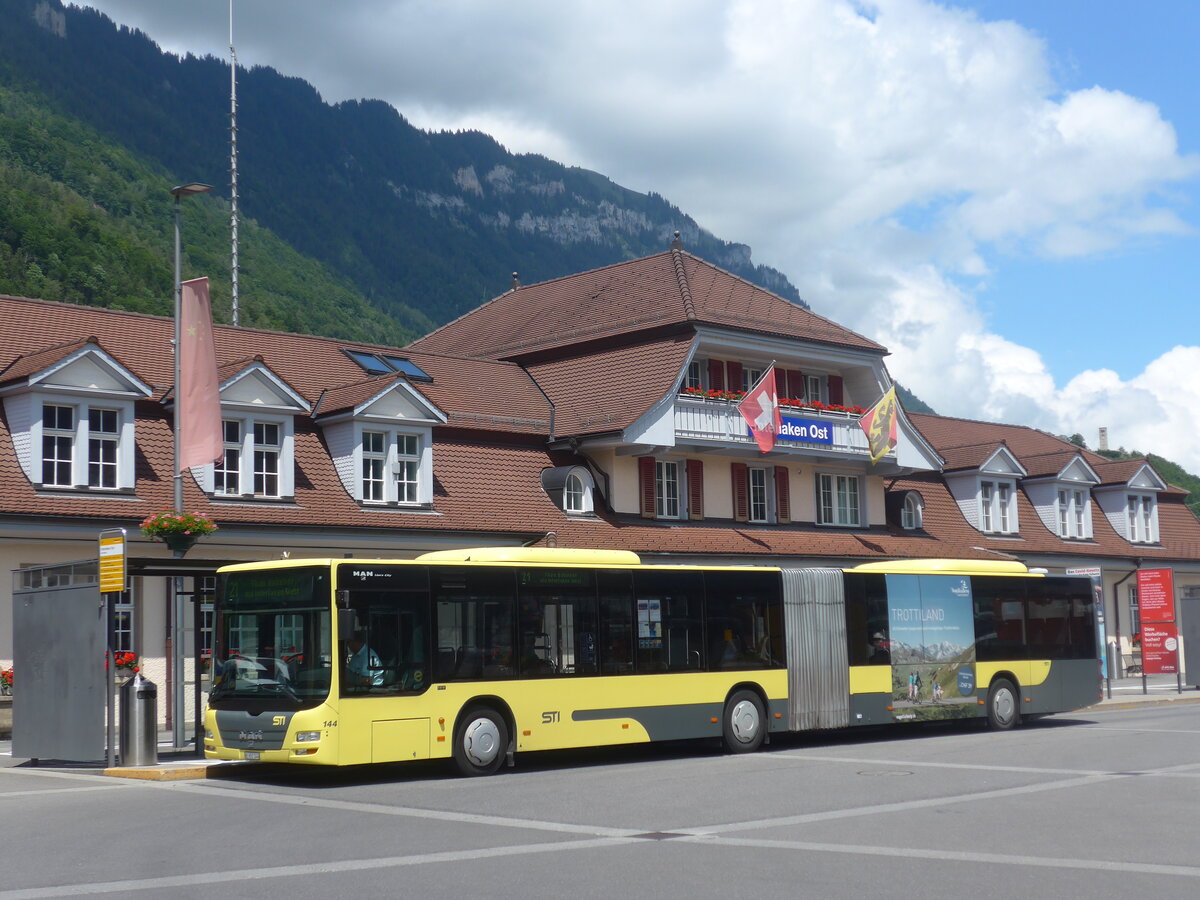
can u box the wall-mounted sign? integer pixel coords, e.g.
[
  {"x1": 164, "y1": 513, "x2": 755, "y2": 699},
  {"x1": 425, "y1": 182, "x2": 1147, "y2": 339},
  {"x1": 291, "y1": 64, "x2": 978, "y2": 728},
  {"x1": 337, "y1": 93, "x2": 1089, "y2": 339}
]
[
  {"x1": 774, "y1": 416, "x2": 834, "y2": 445},
  {"x1": 1137, "y1": 568, "x2": 1176, "y2": 624}
]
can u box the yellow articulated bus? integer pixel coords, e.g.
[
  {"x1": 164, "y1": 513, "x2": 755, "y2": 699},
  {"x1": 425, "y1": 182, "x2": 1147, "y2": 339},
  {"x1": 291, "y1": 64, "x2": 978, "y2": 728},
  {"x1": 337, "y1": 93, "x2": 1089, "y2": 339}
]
[{"x1": 204, "y1": 548, "x2": 1102, "y2": 775}]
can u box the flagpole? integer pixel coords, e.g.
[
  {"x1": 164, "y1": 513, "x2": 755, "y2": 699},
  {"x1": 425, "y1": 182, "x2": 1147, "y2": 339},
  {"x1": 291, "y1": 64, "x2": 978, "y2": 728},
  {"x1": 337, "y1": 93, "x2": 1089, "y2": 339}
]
[{"x1": 170, "y1": 183, "x2": 212, "y2": 513}]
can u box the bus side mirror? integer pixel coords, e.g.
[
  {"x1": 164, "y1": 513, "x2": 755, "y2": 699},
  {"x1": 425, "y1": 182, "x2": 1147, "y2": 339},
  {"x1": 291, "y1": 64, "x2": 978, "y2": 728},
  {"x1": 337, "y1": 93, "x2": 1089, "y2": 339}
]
[{"x1": 338, "y1": 608, "x2": 356, "y2": 640}]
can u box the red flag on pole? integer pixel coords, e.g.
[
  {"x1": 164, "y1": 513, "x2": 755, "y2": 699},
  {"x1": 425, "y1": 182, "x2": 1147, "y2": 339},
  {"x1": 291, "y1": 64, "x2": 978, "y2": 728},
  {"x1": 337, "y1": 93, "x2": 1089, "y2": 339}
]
[
  {"x1": 178, "y1": 276, "x2": 223, "y2": 470},
  {"x1": 859, "y1": 386, "x2": 898, "y2": 464},
  {"x1": 737, "y1": 366, "x2": 782, "y2": 453}
]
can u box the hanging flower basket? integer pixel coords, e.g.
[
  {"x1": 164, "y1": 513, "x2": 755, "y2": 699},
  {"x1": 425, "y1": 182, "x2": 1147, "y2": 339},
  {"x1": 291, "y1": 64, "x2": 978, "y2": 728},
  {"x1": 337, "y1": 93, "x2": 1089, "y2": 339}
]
[{"x1": 140, "y1": 510, "x2": 217, "y2": 556}]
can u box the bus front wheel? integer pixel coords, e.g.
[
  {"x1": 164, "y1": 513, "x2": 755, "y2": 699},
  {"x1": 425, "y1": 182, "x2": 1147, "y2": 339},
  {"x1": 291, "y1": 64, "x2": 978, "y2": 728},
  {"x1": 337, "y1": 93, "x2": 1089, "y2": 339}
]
[
  {"x1": 986, "y1": 678, "x2": 1020, "y2": 730},
  {"x1": 722, "y1": 690, "x2": 766, "y2": 753},
  {"x1": 453, "y1": 707, "x2": 509, "y2": 776}
]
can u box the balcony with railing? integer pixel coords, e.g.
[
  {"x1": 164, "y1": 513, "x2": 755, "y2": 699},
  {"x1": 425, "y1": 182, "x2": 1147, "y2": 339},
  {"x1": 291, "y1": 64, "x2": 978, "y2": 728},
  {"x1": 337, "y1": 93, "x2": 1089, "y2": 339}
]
[{"x1": 673, "y1": 393, "x2": 873, "y2": 456}]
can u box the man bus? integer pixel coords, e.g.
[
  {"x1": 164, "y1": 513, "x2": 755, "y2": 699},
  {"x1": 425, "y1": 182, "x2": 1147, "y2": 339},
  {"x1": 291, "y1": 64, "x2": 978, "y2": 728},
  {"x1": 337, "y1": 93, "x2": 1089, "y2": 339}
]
[{"x1": 204, "y1": 548, "x2": 1100, "y2": 775}]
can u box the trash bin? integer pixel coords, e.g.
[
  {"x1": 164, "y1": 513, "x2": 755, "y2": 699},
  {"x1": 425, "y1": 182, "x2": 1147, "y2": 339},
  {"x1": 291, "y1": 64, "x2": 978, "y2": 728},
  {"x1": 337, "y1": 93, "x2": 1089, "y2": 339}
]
[{"x1": 119, "y1": 672, "x2": 157, "y2": 767}]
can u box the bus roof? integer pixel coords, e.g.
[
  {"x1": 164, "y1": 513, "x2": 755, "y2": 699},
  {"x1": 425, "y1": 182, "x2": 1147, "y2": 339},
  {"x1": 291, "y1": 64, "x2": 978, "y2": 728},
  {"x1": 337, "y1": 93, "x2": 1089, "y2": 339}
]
[
  {"x1": 846, "y1": 558, "x2": 1033, "y2": 576},
  {"x1": 415, "y1": 547, "x2": 643, "y2": 566}
]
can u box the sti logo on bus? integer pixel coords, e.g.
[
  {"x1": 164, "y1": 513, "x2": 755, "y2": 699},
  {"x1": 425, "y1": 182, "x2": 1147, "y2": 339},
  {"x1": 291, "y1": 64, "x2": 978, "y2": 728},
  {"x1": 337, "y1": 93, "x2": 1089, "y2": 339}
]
[
  {"x1": 542, "y1": 711, "x2": 561, "y2": 724},
  {"x1": 272, "y1": 716, "x2": 287, "y2": 726}
]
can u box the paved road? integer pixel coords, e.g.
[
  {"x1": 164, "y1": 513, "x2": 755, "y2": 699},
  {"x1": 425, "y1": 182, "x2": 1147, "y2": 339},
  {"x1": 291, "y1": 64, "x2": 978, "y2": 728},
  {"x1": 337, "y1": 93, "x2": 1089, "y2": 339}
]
[{"x1": 3, "y1": 698, "x2": 1200, "y2": 899}]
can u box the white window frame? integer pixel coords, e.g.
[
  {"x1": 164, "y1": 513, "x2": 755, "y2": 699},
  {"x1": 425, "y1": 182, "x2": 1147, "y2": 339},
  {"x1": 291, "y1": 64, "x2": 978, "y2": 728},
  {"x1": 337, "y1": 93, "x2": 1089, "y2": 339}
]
[
  {"x1": 748, "y1": 466, "x2": 769, "y2": 523},
  {"x1": 1073, "y1": 489, "x2": 1086, "y2": 538},
  {"x1": 685, "y1": 361, "x2": 702, "y2": 391},
  {"x1": 980, "y1": 479, "x2": 1017, "y2": 534},
  {"x1": 564, "y1": 469, "x2": 595, "y2": 515},
  {"x1": 656, "y1": 460, "x2": 680, "y2": 519},
  {"x1": 212, "y1": 413, "x2": 295, "y2": 499},
  {"x1": 1126, "y1": 493, "x2": 1158, "y2": 543},
  {"x1": 742, "y1": 366, "x2": 764, "y2": 393},
  {"x1": 361, "y1": 430, "x2": 387, "y2": 503},
  {"x1": 395, "y1": 434, "x2": 420, "y2": 505},
  {"x1": 1057, "y1": 489, "x2": 1069, "y2": 537},
  {"x1": 817, "y1": 472, "x2": 860, "y2": 526},
  {"x1": 804, "y1": 375, "x2": 823, "y2": 404},
  {"x1": 347, "y1": 423, "x2": 431, "y2": 506},
  {"x1": 214, "y1": 419, "x2": 242, "y2": 496},
  {"x1": 87, "y1": 407, "x2": 119, "y2": 489},
  {"x1": 33, "y1": 396, "x2": 136, "y2": 491},
  {"x1": 901, "y1": 493, "x2": 923, "y2": 530},
  {"x1": 41, "y1": 402, "x2": 74, "y2": 487}
]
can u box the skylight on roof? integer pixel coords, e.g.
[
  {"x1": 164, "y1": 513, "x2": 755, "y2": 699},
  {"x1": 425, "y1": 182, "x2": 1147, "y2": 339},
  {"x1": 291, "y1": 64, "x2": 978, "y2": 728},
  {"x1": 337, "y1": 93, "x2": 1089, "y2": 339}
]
[{"x1": 343, "y1": 349, "x2": 432, "y2": 382}]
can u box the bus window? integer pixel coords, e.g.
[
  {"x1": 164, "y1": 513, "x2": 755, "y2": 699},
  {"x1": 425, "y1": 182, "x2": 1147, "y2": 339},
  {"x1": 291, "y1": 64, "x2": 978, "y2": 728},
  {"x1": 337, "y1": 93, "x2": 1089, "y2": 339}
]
[
  {"x1": 598, "y1": 570, "x2": 634, "y2": 675},
  {"x1": 973, "y1": 577, "x2": 1029, "y2": 662},
  {"x1": 338, "y1": 566, "x2": 430, "y2": 696},
  {"x1": 517, "y1": 568, "x2": 598, "y2": 677},
  {"x1": 634, "y1": 570, "x2": 704, "y2": 673},
  {"x1": 844, "y1": 573, "x2": 889, "y2": 666},
  {"x1": 703, "y1": 570, "x2": 782, "y2": 670},
  {"x1": 432, "y1": 567, "x2": 515, "y2": 681},
  {"x1": 1031, "y1": 578, "x2": 1097, "y2": 660}
]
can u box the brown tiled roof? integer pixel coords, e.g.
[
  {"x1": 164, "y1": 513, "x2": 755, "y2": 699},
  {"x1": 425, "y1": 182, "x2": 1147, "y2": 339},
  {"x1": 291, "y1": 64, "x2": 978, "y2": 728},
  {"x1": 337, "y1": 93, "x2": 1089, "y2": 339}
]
[
  {"x1": 1020, "y1": 450, "x2": 1090, "y2": 479},
  {"x1": 0, "y1": 336, "x2": 113, "y2": 385},
  {"x1": 0, "y1": 295, "x2": 548, "y2": 433},
  {"x1": 525, "y1": 334, "x2": 695, "y2": 437},
  {"x1": 938, "y1": 442, "x2": 1006, "y2": 472},
  {"x1": 1091, "y1": 457, "x2": 1156, "y2": 487},
  {"x1": 313, "y1": 375, "x2": 409, "y2": 419},
  {"x1": 408, "y1": 250, "x2": 885, "y2": 360}
]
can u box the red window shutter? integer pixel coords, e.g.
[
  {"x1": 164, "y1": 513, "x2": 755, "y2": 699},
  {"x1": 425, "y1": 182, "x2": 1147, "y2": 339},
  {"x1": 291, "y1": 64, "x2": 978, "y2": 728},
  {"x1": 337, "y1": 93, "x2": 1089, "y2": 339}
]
[
  {"x1": 687, "y1": 459, "x2": 704, "y2": 520},
  {"x1": 726, "y1": 361, "x2": 744, "y2": 393},
  {"x1": 828, "y1": 375, "x2": 844, "y2": 406},
  {"x1": 638, "y1": 457, "x2": 656, "y2": 519},
  {"x1": 786, "y1": 370, "x2": 804, "y2": 402},
  {"x1": 731, "y1": 462, "x2": 749, "y2": 523},
  {"x1": 775, "y1": 466, "x2": 791, "y2": 524},
  {"x1": 707, "y1": 359, "x2": 726, "y2": 392}
]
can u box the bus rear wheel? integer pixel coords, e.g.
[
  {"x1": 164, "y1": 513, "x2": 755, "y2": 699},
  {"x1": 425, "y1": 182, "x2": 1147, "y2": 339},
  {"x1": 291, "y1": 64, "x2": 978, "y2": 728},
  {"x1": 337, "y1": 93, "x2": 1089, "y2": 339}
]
[
  {"x1": 453, "y1": 707, "x2": 509, "y2": 776},
  {"x1": 986, "y1": 678, "x2": 1020, "y2": 730},
  {"x1": 722, "y1": 689, "x2": 766, "y2": 753}
]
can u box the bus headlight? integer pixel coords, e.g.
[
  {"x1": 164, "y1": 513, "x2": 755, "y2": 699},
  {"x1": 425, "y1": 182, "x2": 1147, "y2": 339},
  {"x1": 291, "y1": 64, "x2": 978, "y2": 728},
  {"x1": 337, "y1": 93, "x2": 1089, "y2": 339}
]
[{"x1": 295, "y1": 731, "x2": 321, "y2": 742}]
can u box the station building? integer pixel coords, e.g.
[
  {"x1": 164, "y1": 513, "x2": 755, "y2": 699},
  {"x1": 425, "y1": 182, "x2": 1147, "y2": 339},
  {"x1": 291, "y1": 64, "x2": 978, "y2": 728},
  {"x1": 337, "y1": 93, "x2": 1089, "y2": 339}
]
[{"x1": 2, "y1": 242, "x2": 1198, "y2": 729}]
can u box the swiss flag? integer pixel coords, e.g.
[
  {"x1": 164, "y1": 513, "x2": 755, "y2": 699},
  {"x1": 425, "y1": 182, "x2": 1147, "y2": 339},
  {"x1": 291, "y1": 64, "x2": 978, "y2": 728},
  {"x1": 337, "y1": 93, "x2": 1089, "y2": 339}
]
[{"x1": 737, "y1": 366, "x2": 782, "y2": 453}]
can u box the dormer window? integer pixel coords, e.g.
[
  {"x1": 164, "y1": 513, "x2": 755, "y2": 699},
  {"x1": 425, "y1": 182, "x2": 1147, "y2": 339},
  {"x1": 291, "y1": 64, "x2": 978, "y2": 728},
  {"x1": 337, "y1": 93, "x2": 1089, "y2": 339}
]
[
  {"x1": 980, "y1": 480, "x2": 1017, "y2": 534},
  {"x1": 901, "y1": 493, "x2": 923, "y2": 530},
  {"x1": 541, "y1": 465, "x2": 596, "y2": 516},
  {"x1": 87, "y1": 408, "x2": 119, "y2": 489},
  {"x1": 358, "y1": 428, "x2": 424, "y2": 505},
  {"x1": 213, "y1": 414, "x2": 292, "y2": 499},
  {"x1": 1127, "y1": 493, "x2": 1157, "y2": 543},
  {"x1": 1056, "y1": 488, "x2": 1090, "y2": 539}
]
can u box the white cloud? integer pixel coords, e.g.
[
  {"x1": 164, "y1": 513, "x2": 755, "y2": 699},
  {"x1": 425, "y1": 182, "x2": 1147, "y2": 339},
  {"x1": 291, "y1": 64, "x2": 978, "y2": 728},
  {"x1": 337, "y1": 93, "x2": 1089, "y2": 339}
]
[{"x1": 78, "y1": 0, "x2": 1200, "y2": 470}]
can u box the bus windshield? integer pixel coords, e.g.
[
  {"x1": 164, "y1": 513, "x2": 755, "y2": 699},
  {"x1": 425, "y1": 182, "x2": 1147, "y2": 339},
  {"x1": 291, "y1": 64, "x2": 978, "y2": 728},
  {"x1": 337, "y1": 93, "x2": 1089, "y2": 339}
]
[{"x1": 210, "y1": 567, "x2": 333, "y2": 709}]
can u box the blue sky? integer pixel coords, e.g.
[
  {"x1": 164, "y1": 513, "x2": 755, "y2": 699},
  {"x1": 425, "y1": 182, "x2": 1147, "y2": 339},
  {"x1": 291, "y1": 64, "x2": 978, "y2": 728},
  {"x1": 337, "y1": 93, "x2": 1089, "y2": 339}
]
[
  {"x1": 958, "y1": 0, "x2": 1200, "y2": 384},
  {"x1": 80, "y1": 1, "x2": 1200, "y2": 469}
]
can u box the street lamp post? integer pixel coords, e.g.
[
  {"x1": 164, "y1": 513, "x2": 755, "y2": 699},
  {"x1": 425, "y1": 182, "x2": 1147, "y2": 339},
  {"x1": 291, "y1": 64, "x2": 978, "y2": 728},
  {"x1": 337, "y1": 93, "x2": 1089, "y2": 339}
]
[{"x1": 169, "y1": 182, "x2": 210, "y2": 752}]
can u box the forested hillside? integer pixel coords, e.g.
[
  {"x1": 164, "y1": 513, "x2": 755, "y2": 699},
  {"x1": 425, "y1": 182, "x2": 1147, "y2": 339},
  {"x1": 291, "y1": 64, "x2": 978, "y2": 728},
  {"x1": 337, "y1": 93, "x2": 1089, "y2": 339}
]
[{"x1": 0, "y1": 0, "x2": 803, "y2": 335}]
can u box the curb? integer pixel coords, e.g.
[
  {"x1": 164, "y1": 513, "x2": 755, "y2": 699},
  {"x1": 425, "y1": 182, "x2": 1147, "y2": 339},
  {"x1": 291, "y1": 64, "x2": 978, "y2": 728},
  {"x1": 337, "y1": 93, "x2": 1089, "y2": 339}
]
[
  {"x1": 103, "y1": 764, "x2": 214, "y2": 781},
  {"x1": 1089, "y1": 695, "x2": 1200, "y2": 712}
]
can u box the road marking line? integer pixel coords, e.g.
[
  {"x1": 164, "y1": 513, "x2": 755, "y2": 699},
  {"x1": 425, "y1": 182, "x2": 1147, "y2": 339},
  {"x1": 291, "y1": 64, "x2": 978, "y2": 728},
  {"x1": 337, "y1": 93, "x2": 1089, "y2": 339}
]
[
  {"x1": 157, "y1": 779, "x2": 640, "y2": 837},
  {"x1": 689, "y1": 835, "x2": 1200, "y2": 878},
  {"x1": 686, "y1": 772, "x2": 1115, "y2": 834},
  {"x1": 0, "y1": 837, "x2": 638, "y2": 899}
]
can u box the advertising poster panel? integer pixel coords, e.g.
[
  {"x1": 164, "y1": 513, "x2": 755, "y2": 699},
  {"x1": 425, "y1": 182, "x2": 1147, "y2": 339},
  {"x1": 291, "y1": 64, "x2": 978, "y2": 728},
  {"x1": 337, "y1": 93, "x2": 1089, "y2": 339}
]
[
  {"x1": 1137, "y1": 569, "x2": 1176, "y2": 623},
  {"x1": 887, "y1": 574, "x2": 977, "y2": 722},
  {"x1": 1141, "y1": 622, "x2": 1180, "y2": 675}
]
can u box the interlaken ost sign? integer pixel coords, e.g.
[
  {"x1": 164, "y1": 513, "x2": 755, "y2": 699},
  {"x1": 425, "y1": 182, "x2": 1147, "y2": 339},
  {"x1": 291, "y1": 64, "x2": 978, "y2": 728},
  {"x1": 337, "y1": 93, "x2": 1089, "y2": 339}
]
[{"x1": 753, "y1": 415, "x2": 835, "y2": 445}]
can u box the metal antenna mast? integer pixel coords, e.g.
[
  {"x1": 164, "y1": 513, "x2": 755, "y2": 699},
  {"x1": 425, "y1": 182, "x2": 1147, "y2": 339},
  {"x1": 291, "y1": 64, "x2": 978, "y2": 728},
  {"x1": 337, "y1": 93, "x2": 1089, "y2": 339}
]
[{"x1": 229, "y1": 0, "x2": 240, "y2": 326}]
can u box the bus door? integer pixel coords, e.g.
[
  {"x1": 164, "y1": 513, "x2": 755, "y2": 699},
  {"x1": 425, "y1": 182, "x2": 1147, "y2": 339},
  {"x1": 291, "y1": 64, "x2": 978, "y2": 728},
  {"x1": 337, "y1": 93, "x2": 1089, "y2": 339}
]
[{"x1": 781, "y1": 569, "x2": 850, "y2": 731}]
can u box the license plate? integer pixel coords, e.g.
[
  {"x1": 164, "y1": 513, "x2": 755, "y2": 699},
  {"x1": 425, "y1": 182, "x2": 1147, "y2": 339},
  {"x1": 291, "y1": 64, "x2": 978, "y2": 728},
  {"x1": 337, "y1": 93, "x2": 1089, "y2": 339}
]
[{"x1": 244, "y1": 751, "x2": 260, "y2": 760}]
